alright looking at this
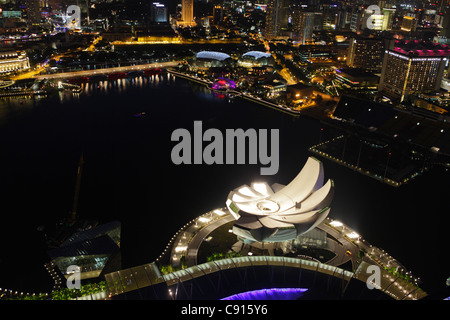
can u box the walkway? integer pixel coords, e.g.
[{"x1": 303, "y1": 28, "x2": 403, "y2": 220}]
[{"x1": 19, "y1": 61, "x2": 180, "y2": 81}]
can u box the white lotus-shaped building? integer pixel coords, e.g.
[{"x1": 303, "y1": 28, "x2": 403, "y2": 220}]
[{"x1": 226, "y1": 157, "x2": 334, "y2": 243}]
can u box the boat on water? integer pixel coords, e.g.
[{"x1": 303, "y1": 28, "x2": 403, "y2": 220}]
[
  {"x1": 107, "y1": 72, "x2": 127, "y2": 80},
  {"x1": 143, "y1": 68, "x2": 162, "y2": 76}
]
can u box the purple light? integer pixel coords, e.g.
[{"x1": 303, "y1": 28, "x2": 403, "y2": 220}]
[
  {"x1": 221, "y1": 288, "x2": 308, "y2": 300},
  {"x1": 212, "y1": 78, "x2": 236, "y2": 90}
]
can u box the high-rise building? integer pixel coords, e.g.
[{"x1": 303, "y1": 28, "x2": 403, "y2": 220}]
[
  {"x1": 264, "y1": 0, "x2": 290, "y2": 39},
  {"x1": 212, "y1": 5, "x2": 223, "y2": 26},
  {"x1": 379, "y1": 40, "x2": 450, "y2": 102},
  {"x1": 401, "y1": 14, "x2": 416, "y2": 32},
  {"x1": 382, "y1": 8, "x2": 395, "y2": 31},
  {"x1": 25, "y1": 0, "x2": 41, "y2": 26},
  {"x1": 292, "y1": 10, "x2": 315, "y2": 44},
  {"x1": 350, "y1": 10, "x2": 363, "y2": 33},
  {"x1": 347, "y1": 37, "x2": 390, "y2": 73},
  {"x1": 180, "y1": 0, "x2": 194, "y2": 26},
  {"x1": 151, "y1": 1, "x2": 168, "y2": 23}
]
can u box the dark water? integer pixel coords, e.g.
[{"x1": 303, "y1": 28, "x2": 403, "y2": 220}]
[{"x1": 0, "y1": 74, "x2": 448, "y2": 295}]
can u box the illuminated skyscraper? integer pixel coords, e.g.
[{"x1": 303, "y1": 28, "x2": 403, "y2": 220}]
[
  {"x1": 264, "y1": 0, "x2": 289, "y2": 39},
  {"x1": 379, "y1": 40, "x2": 450, "y2": 102},
  {"x1": 151, "y1": 1, "x2": 168, "y2": 23},
  {"x1": 347, "y1": 36, "x2": 389, "y2": 73},
  {"x1": 292, "y1": 10, "x2": 315, "y2": 44},
  {"x1": 181, "y1": 0, "x2": 194, "y2": 26}
]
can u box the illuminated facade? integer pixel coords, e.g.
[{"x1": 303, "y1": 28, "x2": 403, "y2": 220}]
[
  {"x1": 0, "y1": 51, "x2": 30, "y2": 74},
  {"x1": 226, "y1": 157, "x2": 334, "y2": 243},
  {"x1": 292, "y1": 9, "x2": 314, "y2": 44},
  {"x1": 180, "y1": 0, "x2": 195, "y2": 27},
  {"x1": 264, "y1": 0, "x2": 289, "y2": 39},
  {"x1": 211, "y1": 78, "x2": 236, "y2": 90},
  {"x1": 347, "y1": 37, "x2": 387, "y2": 73},
  {"x1": 151, "y1": 1, "x2": 168, "y2": 23},
  {"x1": 237, "y1": 51, "x2": 274, "y2": 67},
  {"x1": 401, "y1": 15, "x2": 416, "y2": 32},
  {"x1": 379, "y1": 41, "x2": 450, "y2": 102},
  {"x1": 192, "y1": 51, "x2": 233, "y2": 69},
  {"x1": 47, "y1": 221, "x2": 121, "y2": 280}
]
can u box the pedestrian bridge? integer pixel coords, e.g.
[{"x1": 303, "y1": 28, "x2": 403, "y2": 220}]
[{"x1": 104, "y1": 255, "x2": 392, "y2": 300}]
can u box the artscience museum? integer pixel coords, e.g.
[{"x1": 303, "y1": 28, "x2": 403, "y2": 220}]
[{"x1": 226, "y1": 157, "x2": 334, "y2": 243}]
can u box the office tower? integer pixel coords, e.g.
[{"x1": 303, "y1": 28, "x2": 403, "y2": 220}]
[
  {"x1": 401, "y1": 14, "x2": 416, "y2": 32},
  {"x1": 347, "y1": 37, "x2": 388, "y2": 73},
  {"x1": 382, "y1": 8, "x2": 395, "y2": 31},
  {"x1": 292, "y1": 9, "x2": 315, "y2": 44},
  {"x1": 212, "y1": 5, "x2": 223, "y2": 26},
  {"x1": 379, "y1": 40, "x2": 450, "y2": 102},
  {"x1": 151, "y1": 1, "x2": 168, "y2": 23},
  {"x1": 181, "y1": 0, "x2": 194, "y2": 26},
  {"x1": 350, "y1": 10, "x2": 363, "y2": 32},
  {"x1": 264, "y1": 0, "x2": 290, "y2": 39}
]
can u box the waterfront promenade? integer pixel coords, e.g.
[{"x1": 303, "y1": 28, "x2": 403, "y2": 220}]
[
  {"x1": 166, "y1": 69, "x2": 301, "y2": 117},
  {"x1": 104, "y1": 206, "x2": 426, "y2": 300}
]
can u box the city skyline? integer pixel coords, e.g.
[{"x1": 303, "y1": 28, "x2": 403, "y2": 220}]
[{"x1": 0, "y1": 0, "x2": 450, "y2": 304}]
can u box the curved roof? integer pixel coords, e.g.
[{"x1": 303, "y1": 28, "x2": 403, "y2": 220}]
[
  {"x1": 196, "y1": 51, "x2": 231, "y2": 61},
  {"x1": 242, "y1": 51, "x2": 272, "y2": 59},
  {"x1": 226, "y1": 157, "x2": 334, "y2": 242}
]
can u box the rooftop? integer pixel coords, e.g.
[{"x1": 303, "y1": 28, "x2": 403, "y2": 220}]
[
  {"x1": 196, "y1": 51, "x2": 231, "y2": 61},
  {"x1": 242, "y1": 51, "x2": 272, "y2": 59},
  {"x1": 337, "y1": 68, "x2": 379, "y2": 79},
  {"x1": 392, "y1": 40, "x2": 450, "y2": 57}
]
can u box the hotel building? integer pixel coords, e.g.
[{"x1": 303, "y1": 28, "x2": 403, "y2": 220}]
[
  {"x1": 347, "y1": 37, "x2": 391, "y2": 73},
  {"x1": 379, "y1": 40, "x2": 450, "y2": 102}
]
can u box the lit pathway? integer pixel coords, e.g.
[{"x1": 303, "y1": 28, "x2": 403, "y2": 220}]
[
  {"x1": 164, "y1": 207, "x2": 427, "y2": 300},
  {"x1": 26, "y1": 61, "x2": 181, "y2": 81}
]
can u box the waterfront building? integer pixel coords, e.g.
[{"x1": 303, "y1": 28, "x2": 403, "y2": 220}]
[
  {"x1": 332, "y1": 95, "x2": 450, "y2": 156},
  {"x1": 191, "y1": 51, "x2": 233, "y2": 69},
  {"x1": 237, "y1": 51, "x2": 274, "y2": 68},
  {"x1": 47, "y1": 221, "x2": 121, "y2": 281},
  {"x1": 379, "y1": 40, "x2": 450, "y2": 102},
  {"x1": 0, "y1": 50, "x2": 30, "y2": 74},
  {"x1": 226, "y1": 157, "x2": 334, "y2": 243}
]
